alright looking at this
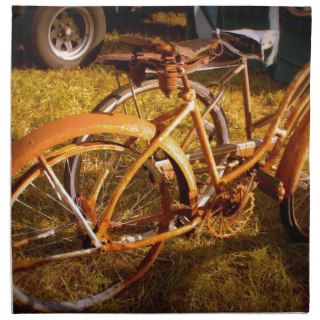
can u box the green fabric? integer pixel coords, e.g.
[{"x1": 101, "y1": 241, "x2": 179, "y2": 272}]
[
  {"x1": 186, "y1": 6, "x2": 197, "y2": 40},
  {"x1": 272, "y1": 58, "x2": 301, "y2": 84},
  {"x1": 282, "y1": 9, "x2": 311, "y2": 37},
  {"x1": 278, "y1": 28, "x2": 311, "y2": 66},
  {"x1": 200, "y1": 6, "x2": 270, "y2": 29}
]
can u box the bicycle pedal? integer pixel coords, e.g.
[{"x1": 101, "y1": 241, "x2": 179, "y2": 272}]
[{"x1": 256, "y1": 170, "x2": 285, "y2": 201}]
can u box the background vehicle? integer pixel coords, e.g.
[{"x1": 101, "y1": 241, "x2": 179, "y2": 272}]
[{"x1": 12, "y1": 6, "x2": 136, "y2": 69}]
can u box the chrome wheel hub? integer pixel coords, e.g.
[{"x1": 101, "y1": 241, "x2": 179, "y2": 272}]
[{"x1": 48, "y1": 7, "x2": 94, "y2": 61}]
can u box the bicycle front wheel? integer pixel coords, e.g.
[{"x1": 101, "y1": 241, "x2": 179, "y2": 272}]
[
  {"x1": 275, "y1": 64, "x2": 310, "y2": 242},
  {"x1": 12, "y1": 136, "x2": 172, "y2": 311}
]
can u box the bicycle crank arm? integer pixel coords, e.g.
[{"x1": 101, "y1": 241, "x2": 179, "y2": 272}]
[{"x1": 256, "y1": 170, "x2": 286, "y2": 201}]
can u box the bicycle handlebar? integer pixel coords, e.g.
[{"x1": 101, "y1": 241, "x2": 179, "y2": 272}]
[{"x1": 120, "y1": 35, "x2": 174, "y2": 55}]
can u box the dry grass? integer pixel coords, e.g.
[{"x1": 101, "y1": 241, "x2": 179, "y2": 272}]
[
  {"x1": 11, "y1": 8, "x2": 308, "y2": 313},
  {"x1": 144, "y1": 11, "x2": 186, "y2": 27}
]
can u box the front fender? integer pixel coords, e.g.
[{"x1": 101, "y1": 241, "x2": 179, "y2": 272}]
[
  {"x1": 12, "y1": 112, "x2": 198, "y2": 201},
  {"x1": 276, "y1": 110, "x2": 309, "y2": 197}
]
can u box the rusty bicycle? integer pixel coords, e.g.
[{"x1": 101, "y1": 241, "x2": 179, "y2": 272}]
[{"x1": 12, "y1": 29, "x2": 310, "y2": 311}]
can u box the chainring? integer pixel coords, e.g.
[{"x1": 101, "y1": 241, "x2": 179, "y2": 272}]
[{"x1": 206, "y1": 181, "x2": 255, "y2": 238}]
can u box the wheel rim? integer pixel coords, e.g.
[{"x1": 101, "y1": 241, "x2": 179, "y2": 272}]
[
  {"x1": 12, "y1": 142, "x2": 168, "y2": 311},
  {"x1": 48, "y1": 7, "x2": 94, "y2": 61}
]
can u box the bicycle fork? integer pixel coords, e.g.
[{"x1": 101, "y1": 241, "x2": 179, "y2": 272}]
[{"x1": 95, "y1": 98, "x2": 197, "y2": 243}]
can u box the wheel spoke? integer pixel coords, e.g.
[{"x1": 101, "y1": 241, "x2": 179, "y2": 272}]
[
  {"x1": 65, "y1": 41, "x2": 73, "y2": 52},
  {"x1": 15, "y1": 198, "x2": 55, "y2": 222},
  {"x1": 13, "y1": 247, "x2": 99, "y2": 272},
  {"x1": 30, "y1": 181, "x2": 81, "y2": 218},
  {"x1": 109, "y1": 213, "x2": 162, "y2": 230},
  {"x1": 55, "y1": 38, "x2": 63, "y2": 50},
  {"x1": 12, "y1": 223, "x2": 75, "y2": 248},
  {"x1": 294, "y1": 192, "x2": 309, "y2": 211},
  {"x1": 129, "y1": 185, "x2": 158, "y2": 213},
  {"x1": 70, "y1": 32, "x2": 81, "y2": 42},
  {"x1": 50, "y1": 28, "x2": 58, "y2": 39}
]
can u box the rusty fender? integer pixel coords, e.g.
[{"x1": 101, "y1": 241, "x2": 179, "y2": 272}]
[
  {"x1": 12, "y1": 112, "x2": 197, "y2": 195},
  {"x1": 276, "y1": 110, "x2": 309, "y2": 197}
]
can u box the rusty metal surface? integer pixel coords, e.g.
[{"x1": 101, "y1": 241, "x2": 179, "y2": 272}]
[
  {"x1": 12, "y1": 112, "x2": 192, "y2": 189},
  {"x1": 264, "y1": 92, "x2": 310, "y2": 171},
  {"x1": 173, "y1": 38, "x2": 219, "y2": 60},
  {"x1": 12, "y1": 135, "x2": 196, "y2": 311},
  {"x1": 120, "y1": 34, "x2": 174, "y2": 55},
  {"x1": 256, "y1": 170, "x2": 286, "y2": 201},
  {"x1": 12, "y1": 113, "x2": 198, "y2": 227},
  {"x1": 263, "y1": 63, "x2": 310, "y2": 172},
  {"x1": 158, "y1": 59, "x2": 179, "y2": 97},
  {"x1": 12, "y1": 113, "x2": 153, "y2": 175},
  {"x1": 220, "y1": 63, "x2": 310, "y2": 185},
  {"x1": 276, "y1": 110, "x2": 310, "y2": 197},
  {"x1": 190, "y1": 105, "x2": 221, "y2": 192},
  {"x1": 252, "y1": 112, "x2": 276, "y2": 129},
  {"x1": 95, "y1": 101, "x2": 197, "y2": 240},
  {"x1": 214, "y1": 61, "x2": 246, "y2": 86},
  {"x1": 105, "y1": 216, "x2": 203, "y2": 251},
  {"x1": 120, "y1": 34, "x2": 221, "y2": 61},
  {"x1": 240, "y1": 59, "x2": 253, "y2": 139}
]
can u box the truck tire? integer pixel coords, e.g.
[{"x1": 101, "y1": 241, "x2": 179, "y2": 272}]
[{"x1": 31, "y1": 7, "x2": 106, "y2": 69}]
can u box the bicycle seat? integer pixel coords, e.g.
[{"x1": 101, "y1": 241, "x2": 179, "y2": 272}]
[{"x1": 212, "y1": 29, "x2": 278, "y2": 61}]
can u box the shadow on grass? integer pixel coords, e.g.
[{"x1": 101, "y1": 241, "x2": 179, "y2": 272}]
[
  {"x1": 13, "y1": 192, "x2": 309, "y2": 313},
  {"x1": 114, "y1": 192, "x2": 308, "y2": 313}
]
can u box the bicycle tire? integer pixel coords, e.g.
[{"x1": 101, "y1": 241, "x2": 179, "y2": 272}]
[{"x1": 279, "y1": 183, "x2": 309, "y2": 242}]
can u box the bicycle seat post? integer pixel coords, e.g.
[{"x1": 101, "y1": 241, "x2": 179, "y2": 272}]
[
  {"x1": 157, "y1": 52, "x2": 179, "y2": 98},
  {"x1": 178, "y1": 68, "x2": 196, "y2": 102}
]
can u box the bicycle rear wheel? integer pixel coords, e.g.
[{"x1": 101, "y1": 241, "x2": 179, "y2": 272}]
[
  {"x1": 65, "y1": 78, "x2": 229, "y2": 203},
  {"x1": 91, "y1": 78, "x2": 229, "y2": 146}
]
